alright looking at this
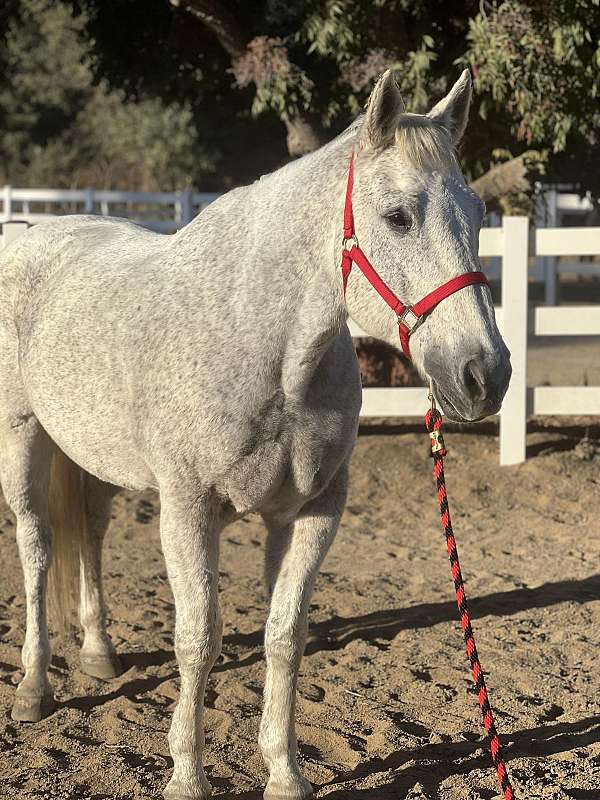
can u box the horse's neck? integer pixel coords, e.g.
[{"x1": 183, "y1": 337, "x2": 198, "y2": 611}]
[
  {"x1": 176, "y1": 130, "x2": 356, "y2": 399},
  {"x1": 253, "y1": 135, "x2": 355, "y2": 398}
]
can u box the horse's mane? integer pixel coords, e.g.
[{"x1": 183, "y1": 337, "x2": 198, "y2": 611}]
[
  {"x1": 394, "y1": 113, "x2": 456, "y2": 171},
  {"x1": 331, "y1": 111, "x2": 456, "y2": 171},
  {"x1": 259, "y1": 110, "x2": 455, "y2": 185}
]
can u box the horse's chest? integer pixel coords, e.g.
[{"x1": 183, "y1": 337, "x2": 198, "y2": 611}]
[
  {"x1": 223, "y1": 400, "x2": 358, "y2": 519},
  {"x1": 221, "y1": 336, "x2": 361, "y2": 517},
  {"x1": 227, "y1": 411, "x2": 356, "y2": 515},
  {"x1": 288, "y1": 410, "x2": 352, "y2": 496}
]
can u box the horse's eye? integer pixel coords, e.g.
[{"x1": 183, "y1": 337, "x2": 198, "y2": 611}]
[{"x1": 387, "y1": 209, "x2": 412, "y2": 231}]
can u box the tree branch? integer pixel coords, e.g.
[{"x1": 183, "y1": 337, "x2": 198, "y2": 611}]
[
  {"x1": 169, "y1": 0, "x2": 246, "y2": 58},
  {"x1": 171, "y1": 1, "x2": 324, "y2": 157},
  {"x1": 469, "y1": 155, "x2": 530, "y2": 204}
]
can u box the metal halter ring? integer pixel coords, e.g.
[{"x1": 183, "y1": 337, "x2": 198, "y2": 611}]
[
  {"x1": 397, "y1": 306, "x2": 423, "y2": 333},
  {"x1": 342, "y1": 234, "x2": 358, "y2": 251}
]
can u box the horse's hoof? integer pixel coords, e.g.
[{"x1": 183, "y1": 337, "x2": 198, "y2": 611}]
[
  {"x1": 11, "y1": 692, "x2": 56, "y2": 723},
  {"x1": 80, "y1": 652, "x2": 123, "y2": 680},
  {"x1": 163, "y1": 774, "x2": 211, "y2": 800},
  {"x1": 264, "y1": 777, "x2": 313, "y2": 800}
]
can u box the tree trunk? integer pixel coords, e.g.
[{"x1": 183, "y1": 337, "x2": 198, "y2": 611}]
[{"x1": 285, "y1": 116, "x2": 323, "y2": 157}]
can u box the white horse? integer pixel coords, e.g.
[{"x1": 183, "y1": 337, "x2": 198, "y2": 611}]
[{"x1": 0, "y1": 69, "x2": 510, "y2": 799}]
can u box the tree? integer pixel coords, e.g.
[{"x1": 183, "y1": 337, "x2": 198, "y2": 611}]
[
  {"x1": 3, "y1": 1, "x2": 599, "y2": 206},
  {"x1": 72, "y1": 0, "x2": 599, "y2": 207},
  {"x1": 0, "y1": 0, "x2": 211, "y2": 189},
  {"x1": 466, "y1": 0, "x2": 600, "y2": 204}
]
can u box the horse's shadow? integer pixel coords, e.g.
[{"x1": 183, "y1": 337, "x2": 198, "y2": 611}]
[
  {"x1": 222, "y1": 572, "x2": 600, "y2": 659},
  {"x1": 60, "y1": 666, "x2": 180, "y2": 712},
  {"x1": 312, "y1": 713, "x2": 600, "y2": 798},
  {"x1": 57, "y1": 573, "x2": 600, "y2": 797},
  {"x1": 61, "y1": 573, "x2": 600, "y2": 708},
  {"x1": 196, "y1": 713, "x2": 600, "y2": 799}
]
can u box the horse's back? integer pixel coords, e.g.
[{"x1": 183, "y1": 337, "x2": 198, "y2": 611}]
[{"x1": 0, "y1": 215, "x2": 164, "y2": 321}]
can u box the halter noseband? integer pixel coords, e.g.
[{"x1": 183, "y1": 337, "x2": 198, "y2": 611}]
[{"x1": 340, "y1": 151, "x2": 490, "y2": 359}]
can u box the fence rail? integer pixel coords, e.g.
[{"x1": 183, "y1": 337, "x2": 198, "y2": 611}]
[
  {"x1": 1, "y1": 186, "x2": 220, "y2": 232},
  {"x1": 347, "y1": 218, "x2": 600, "y2": 465},
  {"x1": 1, "y1": 217, "x2": 599, "y2": 465}
]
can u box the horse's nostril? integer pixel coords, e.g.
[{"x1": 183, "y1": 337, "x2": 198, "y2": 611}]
[{"x1": 463, "y1": 359, "x2": 485, "y2": 399}]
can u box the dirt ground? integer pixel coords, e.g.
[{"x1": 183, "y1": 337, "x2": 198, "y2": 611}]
[{"x1": 1, "y1": 412, "x2": 600, "y2": 800}]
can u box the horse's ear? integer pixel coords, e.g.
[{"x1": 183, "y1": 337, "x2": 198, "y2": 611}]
[
  {"x1": 427, "y1": 69, "x2": 472, "y2": 144},
  {"x1": 361, "y1": 69, "x2": 405, "y2": 150}
]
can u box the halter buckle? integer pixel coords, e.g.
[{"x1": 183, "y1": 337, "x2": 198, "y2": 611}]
[
  {"x1": 342, "y1": 233, "x2": 358, "y2": 251},
  {"x1": 397, "y1": 306, "x2": 423, "y2": 333}
]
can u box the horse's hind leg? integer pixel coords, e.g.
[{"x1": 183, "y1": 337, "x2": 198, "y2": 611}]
[
  {"x1": 259, "y1": 462, "x2": 349, "y2": 800},
  {"x1": 0, "y1": 410, "x2": 56, "y2": 722},
  {"x1": 79, "y1": 474, "x2": 122, "y2": 680}
]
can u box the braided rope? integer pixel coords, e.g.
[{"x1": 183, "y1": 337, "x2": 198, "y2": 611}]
[{"x1": 425, "y1": 407, "x2": 516, "y2": 800}]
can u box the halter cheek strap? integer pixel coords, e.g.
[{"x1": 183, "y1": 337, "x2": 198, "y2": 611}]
[{"x1": 341, "y1": 151, "x2": 490, "y2": 359}]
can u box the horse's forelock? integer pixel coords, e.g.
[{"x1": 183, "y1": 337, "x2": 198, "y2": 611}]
[{"x1": 393, "y1": 114, "x2": 455, "y2": 171}]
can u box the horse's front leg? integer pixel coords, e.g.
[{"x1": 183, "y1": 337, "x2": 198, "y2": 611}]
[
  {"x1": 160, "y1": 489, "x2": 223, "y2": 800},
  {"x1": 260, "y1": 463, "x2": 348, "y2": 800}
]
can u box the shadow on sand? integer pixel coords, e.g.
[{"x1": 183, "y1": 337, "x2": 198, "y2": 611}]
[
  {"x1": 58, "y1": 574, "x2": 600, "y2": 798},
  {"x1": 313, "y1": 713, "x2": 600, "y2": 798},
  {"x1": 221, "y1": 572, "x2": 600, "y2": 659}
]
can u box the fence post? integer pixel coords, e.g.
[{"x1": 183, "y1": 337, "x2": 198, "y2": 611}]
[
  {"x1": 84, "y1": 188, "x2": 95, "y2": 214},
  {"x1": 2, "y1": 185, "x2": 12, "y2": 222},
  {"x1": 177, "y1": 188, "x2": 194, "y2": 227},
  {"x1": 543, "y1": 189, "x2": 558, "y2": 305},
  {"x1": 1, "y1": 221, "x2": 28, "y2": 249},
  {"x1": 499, "y1": 216, "x2": 529, "y2": 465}
]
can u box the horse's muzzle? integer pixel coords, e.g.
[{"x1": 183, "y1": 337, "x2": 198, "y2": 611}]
[{"x1": 430, "y1": 349, "x2": 512, "y2": 422}]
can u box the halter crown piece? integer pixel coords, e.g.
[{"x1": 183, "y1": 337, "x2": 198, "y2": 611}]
[{"x1": 340, "y1": 151, "x2": 490, "y2": 359}]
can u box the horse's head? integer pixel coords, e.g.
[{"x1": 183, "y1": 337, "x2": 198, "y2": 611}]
[{"x1": 344, "y1": 69, "x2": 511, "y2": 422}]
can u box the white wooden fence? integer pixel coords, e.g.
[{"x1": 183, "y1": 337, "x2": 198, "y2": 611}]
[
  {"x1": 348, "y1": 217, "x2": 600, "y2": 465},
  {"x1": 536, "y1": 187, "x2": 600, "y2": 305},
  {"x1": 1, "y1": 218, "x2": 599, "y2": 466},
  {"x1": 0, "y1": 187, "x2": 219, "y2": 232}
]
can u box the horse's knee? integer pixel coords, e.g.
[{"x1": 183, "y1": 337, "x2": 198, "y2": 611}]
[
  {"x1": 264, "y1": 625, "x2": 305, "y2": 667},
  {"x1": 174, "y1": 619, "x2": 223, "y2": 672}
]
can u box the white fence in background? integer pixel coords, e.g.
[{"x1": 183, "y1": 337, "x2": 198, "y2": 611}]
[
  {"x1": 475, "y1": 188, "x2": 600, "y2": 304},
  {"x1": 0, "y1": 186, "x2": 220, "y2": 232},
  {"x1": 348, "y1": 217, "x2": 600, "y2": 465},
  {"x1": 536, "y1": 187, "x2": 600, "y2": 305},
  {"x1": 2, "y1": 184, "x2": 598, "y2": 302},
  {"x1": 1, "y1": 218, "x2": 599, "y2": 466}
]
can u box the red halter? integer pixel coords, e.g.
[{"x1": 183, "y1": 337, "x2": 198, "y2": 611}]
[{"x1": 341, "y1": 151, "x2": 490, "y2": 359}]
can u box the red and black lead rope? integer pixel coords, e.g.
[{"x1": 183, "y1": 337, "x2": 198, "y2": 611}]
[{"x1": 425, "y1": 404, "x2": 516, "y2": 800}]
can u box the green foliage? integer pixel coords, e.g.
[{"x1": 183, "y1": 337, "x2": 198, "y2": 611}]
[
  {"x1": 2, "y1": 0, "x2": 599, "y2": 200},
  {"x1": 0, "y1": 0, "x2": 211, "y2": 189},
  {"x1": 232, "y1": 36, "x2": 314, "y2": 121},
  {"x1": 467, "y1": 0, "x2": 600, "y2": 153}
]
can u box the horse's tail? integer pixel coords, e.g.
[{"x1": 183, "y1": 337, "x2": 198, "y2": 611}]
[{"x1": 47, "y1": 449, "x2": 86, "y2": 631}]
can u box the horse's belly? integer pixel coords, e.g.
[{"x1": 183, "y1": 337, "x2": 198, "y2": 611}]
[
  {"x1": 25, "y1": 372, "x2": 153, "y2": 491},
  {"x1": 19, "y1": 320, "x2": 155, "y2": 491}
]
